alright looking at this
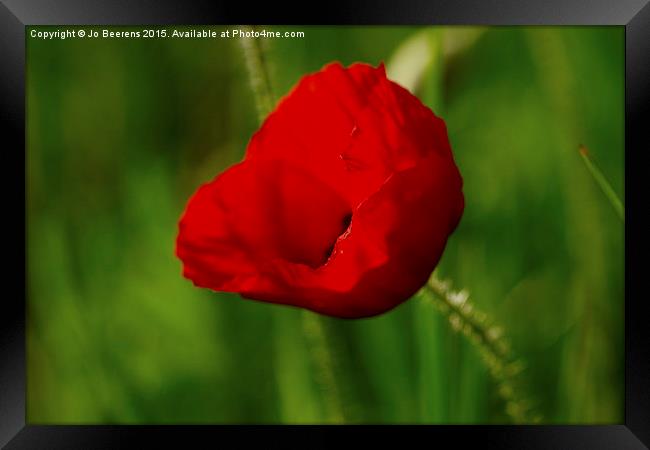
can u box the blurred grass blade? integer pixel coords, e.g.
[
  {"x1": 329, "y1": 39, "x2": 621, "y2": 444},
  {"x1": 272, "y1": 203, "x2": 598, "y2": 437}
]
[
  {"x1": 413, "y1": 292, "x2": 450, "y2": 422},
  {"x1": 274, "y1": 311, "x2": 322, "y2": 423},
  {"x1": 442, "y1": 27, "x2": 487, "y2": 60},
  {"x1": 579, "y1": 145, "x2": 624, "y2": 222},
  {"x1": 387, "y1": 27, "x2": 486, "y2": 96},
  {"x1": 387, "y1": 29, "x2": 437, "y2": 94}
]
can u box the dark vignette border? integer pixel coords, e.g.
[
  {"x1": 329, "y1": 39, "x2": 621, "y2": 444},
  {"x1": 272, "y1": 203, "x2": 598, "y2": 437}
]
[{"x1": 1, "y1": 0, "x2": 648, "y2": 448}]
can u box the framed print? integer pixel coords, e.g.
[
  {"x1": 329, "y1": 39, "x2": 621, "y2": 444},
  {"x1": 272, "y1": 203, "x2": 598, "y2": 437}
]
[{"x1": 1, "y1": 0, "x2": 648, "y2": 448}]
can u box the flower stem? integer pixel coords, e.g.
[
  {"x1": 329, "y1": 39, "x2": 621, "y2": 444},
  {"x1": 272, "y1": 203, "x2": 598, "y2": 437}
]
[
  {"x1": 238, "y1": 29, "x2": 345, "y2": 423},
  {"x1": 301, "y1": 311, "x2": 346, "y2": 423},
  {"x1": 239, "y1": 26, "x2": 275, "y2": 122},
  {"x1": 423, "y1": 275, "x2": 541, "y2": 423}
]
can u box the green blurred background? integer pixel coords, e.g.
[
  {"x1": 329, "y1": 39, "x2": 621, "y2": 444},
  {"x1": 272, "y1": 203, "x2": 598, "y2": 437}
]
[{"x1": 27, "y1": 26, "x2": 624, "y2": 424}]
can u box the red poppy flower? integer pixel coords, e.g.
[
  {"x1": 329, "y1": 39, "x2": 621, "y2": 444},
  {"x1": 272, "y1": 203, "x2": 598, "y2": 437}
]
[{"x1": 176, "y1": 62, "x2": 464, "y2": 318}]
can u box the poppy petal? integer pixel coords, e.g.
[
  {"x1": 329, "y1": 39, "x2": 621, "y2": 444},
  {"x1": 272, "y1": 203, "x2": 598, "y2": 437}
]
[
  {"x1": 177, "y1": 158, "x2": 357, "y2": 287},
  {"x1": 176, "y1": 62, "x2": 465, "y2": 318}
]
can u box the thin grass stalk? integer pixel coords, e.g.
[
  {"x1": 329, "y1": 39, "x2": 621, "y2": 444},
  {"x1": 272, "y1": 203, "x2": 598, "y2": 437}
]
[{"x1": 579, "y1": 144, "x2": 624, "y2": 222}]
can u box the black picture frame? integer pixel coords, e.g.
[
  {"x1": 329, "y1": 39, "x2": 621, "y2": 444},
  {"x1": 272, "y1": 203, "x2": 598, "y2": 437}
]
[{"x1": 1, "y1": 1, "x2": 648, "y2": 448}]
